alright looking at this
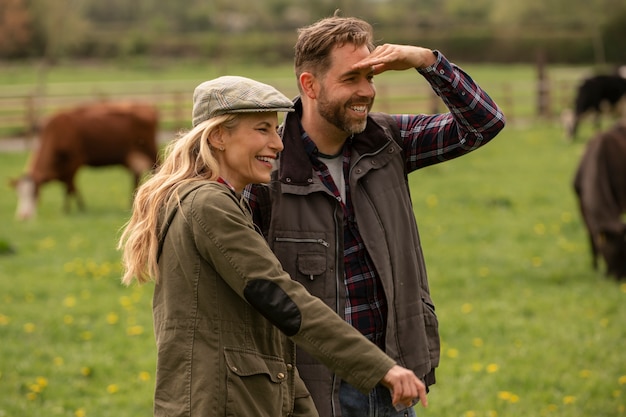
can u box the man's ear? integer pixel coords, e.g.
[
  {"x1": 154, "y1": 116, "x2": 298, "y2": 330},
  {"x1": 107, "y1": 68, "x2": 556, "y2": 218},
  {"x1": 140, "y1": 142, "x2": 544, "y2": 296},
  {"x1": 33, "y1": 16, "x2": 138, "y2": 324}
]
[{"x1": 299, "y1": 72, "x2": 318, "y2": 99}]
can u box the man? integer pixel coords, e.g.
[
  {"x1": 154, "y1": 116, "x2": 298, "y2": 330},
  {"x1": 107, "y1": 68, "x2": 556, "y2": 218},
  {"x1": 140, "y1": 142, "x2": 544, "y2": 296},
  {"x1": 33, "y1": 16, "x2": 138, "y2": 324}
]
[{"x1": 245, "y1": 14, "x2": 506, "y2": 417}]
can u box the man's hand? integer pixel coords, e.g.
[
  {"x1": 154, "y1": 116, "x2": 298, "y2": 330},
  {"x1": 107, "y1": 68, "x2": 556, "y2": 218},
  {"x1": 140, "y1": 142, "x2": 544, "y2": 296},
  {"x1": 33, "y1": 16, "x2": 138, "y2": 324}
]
[
  {"x1": 352, "y1": 44, "x2": 436, "y2": 74},
  {"x1": 379, "y1": 365, "x2": 428, "y2": 409}
]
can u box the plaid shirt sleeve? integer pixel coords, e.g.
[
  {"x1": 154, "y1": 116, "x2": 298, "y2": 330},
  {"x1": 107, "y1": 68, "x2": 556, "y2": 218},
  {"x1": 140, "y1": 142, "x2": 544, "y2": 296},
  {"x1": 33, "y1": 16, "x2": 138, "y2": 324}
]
[{"x1": 395, "y1": 50, "x2": 506, "y2": 173}]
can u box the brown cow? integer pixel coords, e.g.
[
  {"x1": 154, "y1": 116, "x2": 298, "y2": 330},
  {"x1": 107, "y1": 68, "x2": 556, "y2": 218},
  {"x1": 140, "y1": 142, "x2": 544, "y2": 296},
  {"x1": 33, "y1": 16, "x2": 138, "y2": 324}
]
[
  {"x1": 573, "y1": 121, "x2": 626, "y2": 279},
  {"x1": 13, "y1": 101, "x2": 159, "y2": 220}
]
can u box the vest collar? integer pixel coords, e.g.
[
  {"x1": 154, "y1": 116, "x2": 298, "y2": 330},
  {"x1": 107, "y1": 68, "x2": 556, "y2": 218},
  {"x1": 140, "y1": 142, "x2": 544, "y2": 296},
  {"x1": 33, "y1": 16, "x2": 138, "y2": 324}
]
[{"x1": 279, "y1": 97, "x2": 392, "y2": 185}]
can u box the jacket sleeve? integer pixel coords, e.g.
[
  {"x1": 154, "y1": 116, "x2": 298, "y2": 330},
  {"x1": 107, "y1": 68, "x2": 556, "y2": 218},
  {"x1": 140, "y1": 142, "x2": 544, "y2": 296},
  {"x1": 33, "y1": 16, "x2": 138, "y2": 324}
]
[
  {"x1": 395, "y1": 50, "x2": 506, "y2": 172},
  {"x1": 189, "y1": 185, "x2": 396, "y2": 394}
]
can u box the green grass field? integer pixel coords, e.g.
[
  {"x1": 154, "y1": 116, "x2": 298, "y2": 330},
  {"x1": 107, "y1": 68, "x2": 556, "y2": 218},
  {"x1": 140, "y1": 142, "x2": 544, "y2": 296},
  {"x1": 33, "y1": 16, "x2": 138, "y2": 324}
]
[
  {"x1": 0, "y1": 121, "x2": 623, "y2": 417},
  {"x1": 0, "y1": 61, "x2": 624, "y2": 417}
]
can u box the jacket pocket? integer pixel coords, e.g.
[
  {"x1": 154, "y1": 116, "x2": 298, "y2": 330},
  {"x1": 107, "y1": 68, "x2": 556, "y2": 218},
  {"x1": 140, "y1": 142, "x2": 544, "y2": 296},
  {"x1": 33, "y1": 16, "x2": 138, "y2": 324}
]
[{"x1": 224, "y1": 347, "x2": 289, "y2": 417}]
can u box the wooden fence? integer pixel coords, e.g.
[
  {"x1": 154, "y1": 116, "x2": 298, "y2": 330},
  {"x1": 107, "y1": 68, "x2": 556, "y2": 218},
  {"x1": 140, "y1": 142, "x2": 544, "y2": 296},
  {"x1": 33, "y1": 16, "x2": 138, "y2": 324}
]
[{"x1": 0, "y1": 77, "x2": 579, "y2": 142}]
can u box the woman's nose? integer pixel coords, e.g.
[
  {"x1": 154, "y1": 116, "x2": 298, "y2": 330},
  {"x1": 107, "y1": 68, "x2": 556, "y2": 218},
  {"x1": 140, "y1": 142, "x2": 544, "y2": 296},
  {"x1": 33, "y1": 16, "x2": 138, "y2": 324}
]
[{"x1": 270, "y1": 131, "x2": 284, "y2": 152}]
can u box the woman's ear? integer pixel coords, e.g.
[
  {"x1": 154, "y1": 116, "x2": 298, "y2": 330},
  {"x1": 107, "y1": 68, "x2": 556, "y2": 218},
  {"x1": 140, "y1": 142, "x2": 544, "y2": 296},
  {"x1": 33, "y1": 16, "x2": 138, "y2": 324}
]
[
  {"x1": 207, "y1": 126, "x2": 225, "y2": 150},
  {"x1": 300, "y1": 72, "x2": 318, "y2": 99}
]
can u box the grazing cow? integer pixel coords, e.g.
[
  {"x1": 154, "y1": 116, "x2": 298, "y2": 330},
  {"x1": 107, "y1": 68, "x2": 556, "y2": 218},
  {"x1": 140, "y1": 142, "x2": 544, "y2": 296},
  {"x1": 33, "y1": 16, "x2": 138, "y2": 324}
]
[
  {"x1": 12, "y1": 102, "x2": 159, "y2": 220},
  {"x1": 573, "y1": 121, "x2": 626, "y2": 279},
  {"x1": 567, "y1": 74, "x2": 626, "y2": 141}
]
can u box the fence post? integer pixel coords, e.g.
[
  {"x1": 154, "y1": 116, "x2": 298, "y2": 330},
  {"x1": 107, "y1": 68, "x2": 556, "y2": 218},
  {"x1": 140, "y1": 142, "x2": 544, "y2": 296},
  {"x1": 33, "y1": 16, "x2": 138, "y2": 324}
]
[
  {"x1": 25, "y1": 94, "x2": 37, "y2": 136},
  {"x1": 174, "y1": 91, "x2": 184, "y2": 131},
  {"x1": 536, "y1": 50, "x2": 551, "y2": 119}
]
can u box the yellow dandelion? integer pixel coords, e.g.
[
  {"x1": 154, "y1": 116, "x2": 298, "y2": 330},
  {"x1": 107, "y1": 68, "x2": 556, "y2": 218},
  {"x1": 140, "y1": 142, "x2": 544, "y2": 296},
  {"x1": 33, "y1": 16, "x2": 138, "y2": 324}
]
[
  {"x1": 461, "y1": 303, "x2": 473, "y2": 314},
  {"x1": 80, "y1": 331, "x2": 93, "y2": 341},
  {"x1": 131, "y1": 290, "x2": 143, "y2": 302},
  {"x1": 127, "y1": 325, "x2": 144, "y2": 336},
  {"x1": 0, "y1": 314, "x2": 10, "y2": 325},
  {"x1": 472, "y1": 338, "x2": 483, "y2": 347},
  {"x1": 23, "y1": 323, "x2": 36, "y2": 333},
  {"x1": 464, "y1": 411, "x2": 476, "y2": 417},
  {"x1": 86, "y1": 260, "x2": 99, "y2": 275},
  {"x1": 75, "y1": 408, "x2": 86, "y2": 417},
  {"x1": 54, "y1": 357, "x2": 64, "y2": 366},
  {"x1": 26, "y1": 392, "x2": 37, "y2": 401},
  {"x1": 579, "y1": 369, "x2": 591, "y2": 378},
  {"x1": 618, "y1": 375, "x2": 626, "y2": 385},
  {"x1": 446, "y1": 348, "x2": 459, "y2": 358},
  {"x1": 138, "y1": 371, "x2": 150, "y2": 382},
  {"x1": 36, "y1": 377, "x2": 48, "y2": 388},
  {"x1": 107, "y1": 384, "x2": 119, "y2": 394},
  {"x1": 486, "y1": 363, "x2": 499, "y2": 373},
  {"x1": 64, "y1": 315, "x2": 74, "y2": 325},
  {"x1": 63, "y1": 296, "x2": 77, "y2": 308},
  {"x1": 119, "y1": 296, "x2": 133, "y2": 308},
  {"x1": 546, "y1": 404, "x2": 558, "y2": 412},
  {"x1": 563, "y1": 396, "x2": 576, "y2": 405},
  {"x1": 620, "y1": 283, "x2": 626, "y2": 293},
  {"x1": 29, "y1": 383, "x2": 42, "y2": 393},
  {"x1": 426, "y1": 194, "x2": 438, "y2": 208},
  {"x1": 97, "y1": 263, "x2": 112, "y2": 278},
  {"x1": 531, "y1": 256, "x2": 543, "y2": 267},
  {"x1": 38, "y1": 237, "x2": 56, "y2": 250},
  {"x1": 106, "y1": 312, "x2": 119, "y2": 325},
  {"x1": 533, "y1": 223, "x2": 546, "y2": 235},
  {"x1": 80, "y1": 367, "x2": 92, "y2": 377},
  {"x1": 509, "y1": 394, "x2": 520, "y2": 403},
  {"x1": 498, "y1": 391, "x2": 512, "y2": 400},
  {"x1": 487, "y1": 410, "x2": 498, "y2": 417}
]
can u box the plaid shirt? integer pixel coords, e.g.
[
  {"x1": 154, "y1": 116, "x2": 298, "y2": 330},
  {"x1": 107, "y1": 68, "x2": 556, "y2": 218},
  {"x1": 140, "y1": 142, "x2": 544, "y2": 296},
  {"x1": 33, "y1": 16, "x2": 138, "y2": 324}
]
[
  {"x1": 303, "y1": 133, "x2": 388, "y2": 348},
  {"x1": 245, "y1": 52, "x2": 505, "y2": 349}
]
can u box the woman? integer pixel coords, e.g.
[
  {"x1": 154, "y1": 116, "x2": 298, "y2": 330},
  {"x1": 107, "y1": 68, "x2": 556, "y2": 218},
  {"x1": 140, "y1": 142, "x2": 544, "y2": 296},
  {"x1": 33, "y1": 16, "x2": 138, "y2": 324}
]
[{"x1": 118, "y1": 76, "x2": 427, "y2": 416}]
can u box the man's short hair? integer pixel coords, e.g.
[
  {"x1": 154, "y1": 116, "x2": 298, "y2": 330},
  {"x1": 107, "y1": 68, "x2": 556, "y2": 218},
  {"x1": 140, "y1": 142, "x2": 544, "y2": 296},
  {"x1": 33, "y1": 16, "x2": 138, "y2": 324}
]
[{"x1": 294, "y1": 14, "x2": 374, "y2": 91}]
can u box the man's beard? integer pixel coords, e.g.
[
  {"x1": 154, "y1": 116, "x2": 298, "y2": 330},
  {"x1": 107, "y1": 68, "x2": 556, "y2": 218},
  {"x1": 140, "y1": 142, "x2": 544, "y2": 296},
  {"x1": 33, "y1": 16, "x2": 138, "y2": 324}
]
[{"x1": 317, "y1": 90, "x2": 371, "y2": 135}]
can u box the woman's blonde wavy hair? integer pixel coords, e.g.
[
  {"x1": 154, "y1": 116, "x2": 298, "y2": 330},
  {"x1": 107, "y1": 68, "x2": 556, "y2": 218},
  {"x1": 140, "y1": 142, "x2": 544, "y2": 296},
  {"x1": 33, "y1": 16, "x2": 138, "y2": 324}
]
[{"x1": 118, "y1": 113, "x2": 239, "y2": 285}]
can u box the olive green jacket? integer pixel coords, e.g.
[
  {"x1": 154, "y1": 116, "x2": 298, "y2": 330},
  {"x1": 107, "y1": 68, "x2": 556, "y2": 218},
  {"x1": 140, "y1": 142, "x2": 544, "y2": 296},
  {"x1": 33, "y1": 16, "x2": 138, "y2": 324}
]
[{"x1": 153, "y1": 182, "x2": 396, "y2": 416}]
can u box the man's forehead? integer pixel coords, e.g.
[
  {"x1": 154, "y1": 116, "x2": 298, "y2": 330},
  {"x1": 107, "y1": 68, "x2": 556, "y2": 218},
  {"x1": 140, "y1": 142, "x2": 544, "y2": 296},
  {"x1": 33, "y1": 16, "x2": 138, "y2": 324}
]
[{"x1": 329, "y1": 43, "x2": 372, "y2": 72}]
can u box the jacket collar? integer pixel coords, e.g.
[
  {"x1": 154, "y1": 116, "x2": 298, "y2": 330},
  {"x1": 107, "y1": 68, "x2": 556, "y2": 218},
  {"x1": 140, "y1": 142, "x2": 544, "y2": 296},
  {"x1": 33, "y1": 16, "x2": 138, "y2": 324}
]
[{"x1": 279, "y1": 97, "x2": 394, "y2": 185}]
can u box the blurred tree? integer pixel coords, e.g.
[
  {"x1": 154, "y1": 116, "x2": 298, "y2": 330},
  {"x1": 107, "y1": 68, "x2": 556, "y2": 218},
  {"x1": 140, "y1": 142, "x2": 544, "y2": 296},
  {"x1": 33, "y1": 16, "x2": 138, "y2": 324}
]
[
  {"x1": 0, "y1": 0, "x2": 32, "y2": 57},
  {"x1": 0, "y1": 0, "x2": 621, "y2": 63},
  {"x1": 29, "y1": 0, "x2": 90, "y2": 61}
]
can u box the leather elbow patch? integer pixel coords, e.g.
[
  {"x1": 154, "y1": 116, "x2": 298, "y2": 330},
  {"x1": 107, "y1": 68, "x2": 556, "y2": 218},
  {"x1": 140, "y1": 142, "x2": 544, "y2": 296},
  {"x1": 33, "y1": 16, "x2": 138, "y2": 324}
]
[{"x1": 244, "y1": 279, "x2": 302, "y2": 337}]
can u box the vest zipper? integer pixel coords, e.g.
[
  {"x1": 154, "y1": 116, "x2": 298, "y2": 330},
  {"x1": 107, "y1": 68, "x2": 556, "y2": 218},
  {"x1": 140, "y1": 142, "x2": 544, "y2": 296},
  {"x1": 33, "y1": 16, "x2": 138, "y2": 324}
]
[
  {"x1": 274, "y1": 237, "x2": 330, "y2": 247},
  {"x1": 331, "y1": 203, "x2": 341, "y2": 417}
]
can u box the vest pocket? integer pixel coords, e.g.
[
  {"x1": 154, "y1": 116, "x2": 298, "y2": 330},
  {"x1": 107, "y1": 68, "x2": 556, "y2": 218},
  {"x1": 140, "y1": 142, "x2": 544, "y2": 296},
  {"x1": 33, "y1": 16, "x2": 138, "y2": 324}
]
[
  {"x1": 224, "y1": 347, "x2": 288, "y2": 416},
  {"x1": 421, "y1": 299, "x2": 441, "y2": 367},
  {"x1": 273, "y1": 234, "x2": 332, "y2": 299},
  {"x1": 297, "y1": 252, "x2": 327, "y2": 282}
]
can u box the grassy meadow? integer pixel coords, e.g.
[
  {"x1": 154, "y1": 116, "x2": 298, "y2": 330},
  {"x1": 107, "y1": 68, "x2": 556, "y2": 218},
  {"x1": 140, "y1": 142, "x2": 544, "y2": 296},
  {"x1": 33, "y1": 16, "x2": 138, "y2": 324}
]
[{"x1": 0, "y1": 61, "x2": 625, "y2": 417}]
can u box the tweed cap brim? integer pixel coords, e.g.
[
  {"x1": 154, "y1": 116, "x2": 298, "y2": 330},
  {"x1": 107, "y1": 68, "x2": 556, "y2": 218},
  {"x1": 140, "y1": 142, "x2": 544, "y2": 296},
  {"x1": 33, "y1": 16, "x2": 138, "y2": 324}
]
[{"x1": 192, "y1": 75, "x2": 294, "y2": 127}]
